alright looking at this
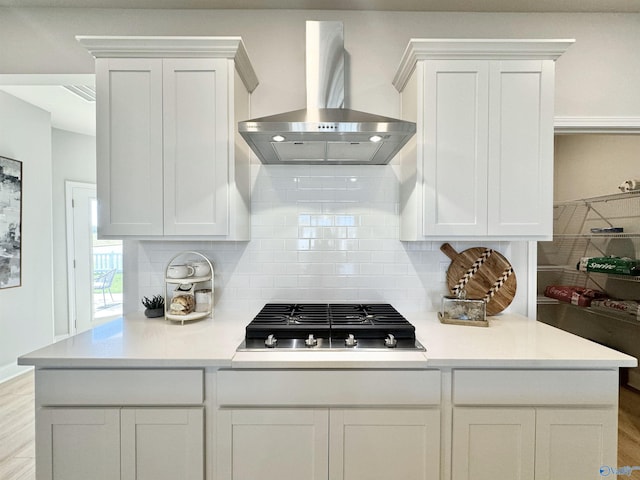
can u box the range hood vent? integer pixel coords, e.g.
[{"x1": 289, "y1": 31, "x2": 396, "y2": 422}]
[{"x1": 239, "y1": 21, "x2": 416, "y2": 165}]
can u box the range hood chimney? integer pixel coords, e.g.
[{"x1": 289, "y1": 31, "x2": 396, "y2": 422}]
[{"x1": 238, "y1": 21, "x2": 416, "y2": 165}]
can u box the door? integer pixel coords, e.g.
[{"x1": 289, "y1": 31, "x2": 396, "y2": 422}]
[
  {"x1": 487, "y1": 60, "x2": 554, "y2": 236},
  {"x1": 535, "y1": 408, "x2": 616, "y2": 480},
  {"x1": 162, "y1": 58, "x2": 229, "y2": 236},
  {"x1": 217, "y1": 409, "x2": 329, "y2": 480},
  {"x1": 423, "y1": 60, "x2": 489, "y2": 236},
  {"x1": 66, "y1": 181, "x2": 122, "y2": 334},
  {"x1": 37, "y1": 408, "x2": 120, "y2": 480},
  {"x1": 329, "y1": 408, "x2": 441, "y2": 480},
  {"x1": 452, "y1": 407, "x2": 535, "y2": 480},
  {"x1": 95, "y1": 57, "x2": 164, "y2": 236},
  {"x1": 66, "y1": 182, "x2": 96, "y2": 334},
  {"x1": 121, "y1": 408, "x2": 204, "y2": 480}
]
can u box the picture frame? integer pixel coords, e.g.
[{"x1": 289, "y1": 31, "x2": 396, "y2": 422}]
[{"x1": 0, "y1": 155, "x2": 22, "y2": 289}]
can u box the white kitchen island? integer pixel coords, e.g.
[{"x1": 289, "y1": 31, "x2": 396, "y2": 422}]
[{"x1": 19, "y1": 311, "x2": 636, "y2": 480}]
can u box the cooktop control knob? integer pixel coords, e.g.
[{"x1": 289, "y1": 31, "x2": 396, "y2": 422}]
[
  {"x1": 265, "y1": 334, "x2": 277, "y2": 348},
  {"x1": 384, "y1": 334, "x2": 397, "y2": 348},
  {"x1": 305, "y1": 334, "x2": 318, "y2": 347},
  {"x1": 344, "y1": 334, "x2": 358, "y2": 347}
]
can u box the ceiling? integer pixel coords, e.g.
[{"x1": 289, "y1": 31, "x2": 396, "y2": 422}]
[
  {"x1": 2, "y1": 0, "x2": 640, "y2": 12},
  {"x1": 0, "y1": 85, "x2": 96, "y2": 136}
]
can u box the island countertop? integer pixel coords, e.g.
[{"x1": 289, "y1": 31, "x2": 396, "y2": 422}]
[{"x1": 18, "y1": 309, "x2": 637, "y2": 369}]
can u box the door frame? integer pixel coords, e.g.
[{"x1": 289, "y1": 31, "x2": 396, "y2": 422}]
[{"x1": 65, "y1": 181, "x2": 96, "y2": 337}]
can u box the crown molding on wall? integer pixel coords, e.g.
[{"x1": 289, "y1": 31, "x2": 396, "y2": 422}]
[{"x1": 554, "y1": 116, "x2": 640, "y2": 133}]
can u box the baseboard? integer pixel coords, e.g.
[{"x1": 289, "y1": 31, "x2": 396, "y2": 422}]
[
  {"x1": 627, "y1": 368, "x2": 640, "y2": 391},
  {"x1": 0, "y1": 362, "x2": 33, "y2": 385},
  {"x1": 54, "y1": 333, "x2": 70, "y2": 343}
]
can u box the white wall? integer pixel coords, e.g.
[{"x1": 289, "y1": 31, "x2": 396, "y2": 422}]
[
  {"x1": 51, "y1": 128, "x2": 96, "y2": 337},
  {"x1": 0, "y1": 91, "x2": 54, "y2": 382},
  {"x1": 0, "y1": 9, "x2": 640, "y2": 118},
  {"x1": 554, "y1": 134, "x2": 640, "y2": 201}
]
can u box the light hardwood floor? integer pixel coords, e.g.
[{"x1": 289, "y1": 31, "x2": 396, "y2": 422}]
[
  {"x1": 0, "y1": 371, "x2": 639, "y2": 480},
  {"x1": 0, "y1": 372, "x2": 35, "y2": 480},
  {"x1": 619, "y1": 384, "x2": 640, "y2": 475}
]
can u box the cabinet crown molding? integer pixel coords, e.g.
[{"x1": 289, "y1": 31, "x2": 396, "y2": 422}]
[
  {"x1": 393, "y1": 38, "x2": 574, "y2": 92},
  {"x1": 76, "y1": 35, "x2": 258, "y2": 92}
]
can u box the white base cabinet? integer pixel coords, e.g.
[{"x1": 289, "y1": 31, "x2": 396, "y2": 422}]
[
  {"x1": 329, "y1": 409, "x2": 441, "y2": 480},
  {"x1": 535, "y1": 409, "x2": 616, "y2": 480},
  {"x1": 452, "y1": 407, "x2": 615, "y2": 480},
  {"x1": 217, "y1": 409, "x2": 329, "y2": 480},
  {"x1": 34, "y1": 368, "x2": 205, "y2": 480},
  {"x1": 121, "y1": 408, "x2": 204, "y2": 480},
  {"x1": 38, "y1": 407, "x2": 204, "y2": 480},
  {"x1": 215, "y1": 369, "x2": 442, "y2": 480},
  {"x1": 452, "y1": 408, "x2": 535, "y2": 480},
  {"x1": 37, "y1": 408, "x2": 121, "y2": 480},
  {"x1": 393, "y1": 39, "x2": 573, "y2": 240},
  {"x1": 451, "y1": 369, "x2": 618, "y2": 480},
  {"x1": 30, "y1": 366, "x2": 622, "y2": 480},
  {"x1": 217, "y1": 408, "x2": 440, "y2": 480}
]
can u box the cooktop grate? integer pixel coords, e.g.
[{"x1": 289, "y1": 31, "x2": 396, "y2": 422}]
[{"x1": 241, "y1": 303, "x2": 424, "y2": 351}]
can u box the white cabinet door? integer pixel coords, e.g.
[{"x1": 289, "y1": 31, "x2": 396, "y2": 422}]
[
  {"x1": 423, "y1": 60, "x2": 489, "y2": 237},
  {"x1": 162, "y1": 59, "x2": 229, "y2": 236},
  {"x1": 121, "y1": 407, "x2": 204, "y2": 480},
  {"x1": 96, "y1": 58, "x2": 164, "y2": 237},
  {"x1": 37, "y1": 408, "x2": 121, "y2": 480},
  {"x1": 329, "y1": 409, "x2": 441, "y2": 480},
  {"x1": 452, "y1": 408, "x2": 536, "y2": 480},
  {"x1": 487, "y1": 60, "x2": 554, "y2": 237},
  {"x1": 535, "y1": 408, "x2": 617, "y2": 480},
  {"x1": 217, "y1": 409, "x2": 329, "y2": 480}
]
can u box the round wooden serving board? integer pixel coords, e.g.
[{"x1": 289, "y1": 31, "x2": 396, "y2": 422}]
[{"x1": 440, "y1": 243, "x2": 517, "y2": 316}]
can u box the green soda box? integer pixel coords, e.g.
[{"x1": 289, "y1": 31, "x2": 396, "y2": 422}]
[{"x1": 577, "y1": 256, "x2": 640, "y2": 276}]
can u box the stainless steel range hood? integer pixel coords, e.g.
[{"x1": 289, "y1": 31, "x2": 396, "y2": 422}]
[{"x1": 238, "y1": 21, "x2": 416, "y2": 165}]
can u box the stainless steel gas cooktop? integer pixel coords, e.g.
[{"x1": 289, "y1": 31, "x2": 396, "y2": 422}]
[{"x1": 237, "y1": 303, "x2": 425, "y2": 351}]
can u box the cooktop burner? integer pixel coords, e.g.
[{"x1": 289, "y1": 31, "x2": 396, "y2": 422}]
[{"x1": 239, "y1": 303, "x2": 425, "y2": 351}]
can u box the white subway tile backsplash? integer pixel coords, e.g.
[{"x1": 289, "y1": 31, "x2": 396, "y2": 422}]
[{"x1": 129, "y1": 164, "x2": 521, "y2": 315}]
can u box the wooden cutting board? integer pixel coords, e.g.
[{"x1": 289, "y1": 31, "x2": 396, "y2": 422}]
[{"x1": 440, "y1": 243, "x2": 517, "y2": 316}]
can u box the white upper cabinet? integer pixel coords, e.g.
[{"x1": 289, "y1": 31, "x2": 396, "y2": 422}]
[
  {"x1": 393, "y1": 39, "x2": 573, "y2": 240},
  {"x1": 79, "y1": 36, "x2": 258, "y2": 240}
]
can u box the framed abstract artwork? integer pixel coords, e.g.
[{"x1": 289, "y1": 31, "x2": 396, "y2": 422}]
[{"x1": 0, "y1": 156, "x2": 22, "y2": 289}]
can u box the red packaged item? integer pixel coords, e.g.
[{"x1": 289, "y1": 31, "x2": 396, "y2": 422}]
[{"x1": 543, "y1": 285, "x2": 606, "y2": 307}]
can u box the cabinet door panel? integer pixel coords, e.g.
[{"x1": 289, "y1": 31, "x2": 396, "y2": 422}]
[
  {"x1": 217, "y1": 409, "x2": 328, "y2": 480},
  {"x1": 96, "y1": 58, "x2": 164, "y2": 236},
  {"x1": 37, "y1": 408, "x2": 120, "y2": 480},
  {"x1": 329, "y1": 409, "x2": 440, "y2": 480},
  {"x1": 121, "y1": 407, "x2": 204, "y2": 480},
  {"x1": 163, "y1": 58, "x2": 229, "y2": 235},
  {"x1": 423, "y1": 60, "x2": 489, "y2": 236},
  {"x1": 488, "y1": 60, "x2": 554, "y2": 236},
  {"x1": 535, "y1": 408, "x2": 616, "y2": 480},
  {"x1": 452, "y1": 408, "x2": 535, "y2": 480}
]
